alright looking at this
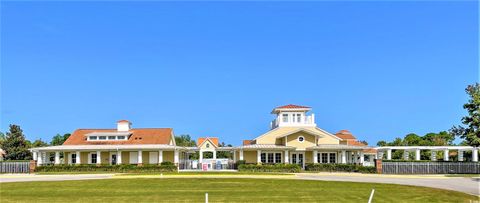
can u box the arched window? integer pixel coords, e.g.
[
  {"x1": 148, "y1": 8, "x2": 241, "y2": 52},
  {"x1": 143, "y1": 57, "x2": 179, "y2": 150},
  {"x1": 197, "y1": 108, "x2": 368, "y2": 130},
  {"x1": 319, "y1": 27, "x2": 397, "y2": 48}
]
[{"x1": 298, "y1": 136, "x2": 305, "y2": 142}]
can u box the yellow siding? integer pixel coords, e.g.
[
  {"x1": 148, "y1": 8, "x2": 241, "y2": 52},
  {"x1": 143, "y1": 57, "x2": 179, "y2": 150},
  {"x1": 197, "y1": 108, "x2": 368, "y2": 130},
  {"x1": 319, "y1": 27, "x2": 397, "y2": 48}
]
[
  {"x1": 100, "y1": 152, "x2": 109, "y2": 164},
  {"x1": 122, "y1": 151, "x2": 130, "y2": 164},
  {"x1": 64, "y1": 152, "x2": 69, "y2": 164},
  {"x1": 199, "y1": 139, "x2": 216, "y2": 150},
  {"x1": 142, "y1": 151, "x2": 149, "y2": 164},
  {"x1": 163, "y1": 151, "x2": 174, "y2": 163},
  {"x1": 305, "y1": 151, "x2": 313, "y2": 164},
  {"x1": 80, "y1": 152, "x2": 88, "y2": 164},
  {"x1": 255, "y1": 127, "x2": 340, "y2": 145},
  {"x1": 286, "y1": 132, "x2": 316, "y2": 150},
  {"x1": 244, "y1": 151, "x2": 257, "y2": 164}
]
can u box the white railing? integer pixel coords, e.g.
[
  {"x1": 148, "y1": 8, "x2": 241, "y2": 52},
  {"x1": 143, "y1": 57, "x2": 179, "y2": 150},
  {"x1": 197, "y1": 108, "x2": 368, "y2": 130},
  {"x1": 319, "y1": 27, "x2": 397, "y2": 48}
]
[{"x1": 271, "y1": 114, "x2": 316, "y2": 129}]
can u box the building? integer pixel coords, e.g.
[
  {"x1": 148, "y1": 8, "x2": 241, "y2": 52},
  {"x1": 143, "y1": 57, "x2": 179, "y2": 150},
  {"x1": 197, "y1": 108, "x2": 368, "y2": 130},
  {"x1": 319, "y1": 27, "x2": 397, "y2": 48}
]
[{"x1": 35, "y1": 104, "x2": 459, "y2": 169}]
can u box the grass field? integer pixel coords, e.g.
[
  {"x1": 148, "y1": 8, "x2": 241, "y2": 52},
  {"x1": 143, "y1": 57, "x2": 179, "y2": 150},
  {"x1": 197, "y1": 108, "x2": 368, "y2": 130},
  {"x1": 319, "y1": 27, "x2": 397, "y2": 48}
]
[{"x1": 1, "y1": 178, "x2": 477, "y2": 202}]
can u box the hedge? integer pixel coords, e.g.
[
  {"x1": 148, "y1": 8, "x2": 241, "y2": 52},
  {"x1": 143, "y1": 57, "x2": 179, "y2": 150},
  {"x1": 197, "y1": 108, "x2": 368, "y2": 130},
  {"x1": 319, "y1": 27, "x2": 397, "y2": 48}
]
[
  {"x1": 36, "y1": 163, "x2": 177, "y2": 173},
  {"x1": 305, "y1": 163, "x2": 376, "y2": 173},
  {"x1": 238, "y1": 164, "x2": 301, "y2": 173},
  {"x1": 382, "y1": 160, "x2": 463, "y2": 162}
]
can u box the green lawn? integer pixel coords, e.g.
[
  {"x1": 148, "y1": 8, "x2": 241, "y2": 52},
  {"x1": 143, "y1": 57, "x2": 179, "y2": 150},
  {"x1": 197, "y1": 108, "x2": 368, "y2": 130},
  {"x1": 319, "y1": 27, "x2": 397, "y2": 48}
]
[{"x1": 0, "y1": 178, "x2": 477, "y2": 202}]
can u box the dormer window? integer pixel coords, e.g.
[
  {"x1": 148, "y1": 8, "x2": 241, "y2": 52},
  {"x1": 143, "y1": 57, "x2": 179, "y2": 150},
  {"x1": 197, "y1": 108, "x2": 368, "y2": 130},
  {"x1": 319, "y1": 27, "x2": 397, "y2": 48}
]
[
  {"x1": 99, "y1": 136, "x2": 107, "y2": 140},
  {"x1": 86, "y1": 132, "x2": 132, "y2": 141},
  {"x1": 118, "y1": 136, "x2": 126, "y2": 140},
  {"x1": 108, "y1": 136, "x2": 115, "y2": 140},
  {"x1": 90, "y1": 136, "x2": 97, "y2": 140}
]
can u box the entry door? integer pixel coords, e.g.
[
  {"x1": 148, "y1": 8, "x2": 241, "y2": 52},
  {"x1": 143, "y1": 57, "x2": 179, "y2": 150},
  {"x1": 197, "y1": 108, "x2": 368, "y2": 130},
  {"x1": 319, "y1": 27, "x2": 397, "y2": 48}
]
[
  {"x1": 111, "y1": 154, "x2": 117, "y2": 165},
  {"x1": 291, "y1": 152, "x2": 304, "y2": 168}
]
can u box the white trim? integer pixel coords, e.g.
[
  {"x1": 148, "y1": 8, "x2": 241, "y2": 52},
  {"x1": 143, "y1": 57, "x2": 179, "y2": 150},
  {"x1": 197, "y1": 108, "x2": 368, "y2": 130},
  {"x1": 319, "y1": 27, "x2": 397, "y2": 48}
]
[{"x1": 298, "y1": 136, "x2": 305, "y2": 143}]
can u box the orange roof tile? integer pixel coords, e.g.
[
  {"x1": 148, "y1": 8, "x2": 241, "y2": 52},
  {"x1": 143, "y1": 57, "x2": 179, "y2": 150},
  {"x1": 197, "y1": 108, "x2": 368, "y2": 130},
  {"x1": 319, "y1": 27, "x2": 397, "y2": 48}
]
[
  {"x1": 63, "y1": 128, "x2": 173, "y2": 145},
  {"x1": 243, "y1": 140, "x2": 253, "y2": 146},
  {"x1": 335, "y1": 130, "x2": 357, "y2": 140},
  {"x1": 117, "y1": 120, "x2": 130, "y2": 123},
  {"x1": 276, "y1": 104, "x2": 311, "y2": 109},
  {"x1": 197, "y1": 137, "x2": 219, "y2": 147}
]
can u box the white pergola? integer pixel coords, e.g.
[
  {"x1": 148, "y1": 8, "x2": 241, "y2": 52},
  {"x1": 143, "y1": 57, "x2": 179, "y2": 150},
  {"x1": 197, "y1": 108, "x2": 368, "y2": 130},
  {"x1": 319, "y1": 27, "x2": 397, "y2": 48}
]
[{"x1": 375, "y1": 146, "x2": 478, "y2": 162}]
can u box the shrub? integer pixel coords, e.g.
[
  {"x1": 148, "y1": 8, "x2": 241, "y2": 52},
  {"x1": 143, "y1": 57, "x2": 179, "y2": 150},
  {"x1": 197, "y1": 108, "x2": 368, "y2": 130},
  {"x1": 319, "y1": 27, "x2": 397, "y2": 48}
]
[
  {"x1": 305, "y1": 163, "x2": 376, "y2": 173},
  {"x1": 161, "y1": 161, "x2": 174, "y2": 166},
  {"x1": 235, "y1": 160, "x2": 246, "y2": 166},
  {"x1": 35, "y1": 164, "x2": 177, "y2": 173},
  {"x1": 238, "y1": 164, "x2": 301, "y2": 173}
]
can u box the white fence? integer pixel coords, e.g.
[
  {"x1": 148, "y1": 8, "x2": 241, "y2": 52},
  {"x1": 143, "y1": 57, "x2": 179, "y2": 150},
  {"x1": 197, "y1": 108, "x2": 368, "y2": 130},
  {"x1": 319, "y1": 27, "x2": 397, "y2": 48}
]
[
  {"x1": 382, "y1": 162, "x2": 480, "y2": 174},
  {"x1": 0, "y1": 162, "x2": 30, "y2": 173}
]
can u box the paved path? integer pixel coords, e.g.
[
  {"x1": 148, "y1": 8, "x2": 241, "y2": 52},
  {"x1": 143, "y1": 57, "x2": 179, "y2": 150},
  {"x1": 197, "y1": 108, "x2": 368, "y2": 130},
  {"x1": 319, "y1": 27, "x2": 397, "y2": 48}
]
[
  {"x1": 1, "y1": 173, "x2": 479, "y2": 196},
  {"x1": 296, "y1": 173, "x2": 480, "y2": 196}
]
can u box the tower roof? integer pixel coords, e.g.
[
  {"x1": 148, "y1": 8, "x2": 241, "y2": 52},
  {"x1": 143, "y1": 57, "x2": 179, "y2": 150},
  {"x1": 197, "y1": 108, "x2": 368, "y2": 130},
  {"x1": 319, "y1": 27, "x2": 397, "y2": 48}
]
[{"x1": 272, "y1": 104, "x2": 311, "y2": 114}]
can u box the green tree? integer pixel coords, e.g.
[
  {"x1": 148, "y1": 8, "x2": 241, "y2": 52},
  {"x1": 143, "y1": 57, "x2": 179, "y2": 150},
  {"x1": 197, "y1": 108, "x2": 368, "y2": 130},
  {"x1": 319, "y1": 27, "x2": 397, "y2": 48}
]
[
  {"x1": 50, "y1": 133, "x2": 71, "y2": 146},
  {"x1": 376, "y1": 140, "x2": 387, "y2": 146},
  {"x1": 1, "y1": 125, "x2": 32, "y2": 160},
  {"x1": 31, "y1": 139, "x2": 48, "y2": 147},
  {"x1": 450, "y1": 83, "x2": 480, "y2": 146},
  {"x1": 0, "y1": 132, "x2": 5, "y2": 146},
  {"x1": 175, "y1": 134, "x2": 196, "y2": 147}
]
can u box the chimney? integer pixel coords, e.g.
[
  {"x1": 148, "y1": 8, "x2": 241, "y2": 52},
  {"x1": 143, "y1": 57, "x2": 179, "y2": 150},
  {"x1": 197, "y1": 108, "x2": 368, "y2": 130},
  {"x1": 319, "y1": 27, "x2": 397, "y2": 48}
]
[{"x1": 117, "y1": 120, "x2": 131, "y2": 131}]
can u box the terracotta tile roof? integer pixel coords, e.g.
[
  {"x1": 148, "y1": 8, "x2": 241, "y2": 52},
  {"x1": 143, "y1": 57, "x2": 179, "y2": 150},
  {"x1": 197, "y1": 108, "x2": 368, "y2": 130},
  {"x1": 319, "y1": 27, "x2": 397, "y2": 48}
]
[
  {"x1": 335, "y1": 130, "x2": 357, "y2": 140},
  {"x1": 243, "y1": 140, "x2": 253, "y2": 146},
  {"x1": 63, "y1": 128, "x2": 173, "y2": 145},
  {"x1": 197, "y1": 137, "x2": 219, "y2": 147},
  {"x1": 276, "y1": 104, "x2": 311, "y2": 109},
  {"x1": 117, "y1": 120, "x2": 130, "y2": 123}
]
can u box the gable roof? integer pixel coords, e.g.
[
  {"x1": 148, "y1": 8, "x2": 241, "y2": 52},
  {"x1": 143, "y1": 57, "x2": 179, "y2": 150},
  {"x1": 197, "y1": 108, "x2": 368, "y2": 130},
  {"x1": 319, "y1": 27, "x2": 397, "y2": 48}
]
[
  {"x1": 197, "y1": 137, "x2": 219, "y2": 148},
  {"x1": 63, "y1": 128, "x2": 174, "y2": 145}
]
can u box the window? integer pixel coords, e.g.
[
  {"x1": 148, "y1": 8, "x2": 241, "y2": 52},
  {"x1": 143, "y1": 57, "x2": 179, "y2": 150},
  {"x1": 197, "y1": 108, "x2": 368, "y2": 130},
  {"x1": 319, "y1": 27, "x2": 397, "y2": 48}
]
[
  {"x1": 261, "y1": 153, "x2": 266, "y2": 163},
  {"x1": 267, "y1": 153, "x2": 274, "y2": 163},
  {"x1": 91, "y1": 153, "x2": 97, "y2": 164},
  {"x1": 329, "y1": 153, "x2": 336, "y2": 163},
  {"x1": 99, "y1": 136, "x2": 106, "y2": 140},
  {"x1": 206, "y1": 143, "x2": 210, "y2": 148},
  {"x1": 282, "y1": 114, "x2": 288, "y2": 122},
  {"x1": 296, "y1": 114, "x2": 301, "y2": 122},
  {"x1": 89, "y1": 136, "x2": 97, "y2": 140},
  {"x1": 275, "y1": 153, "x2": 282, "y2": 163},
  {"x1": 108, "y1": 136, "x2": 116, "y2": 140},
  {"x1": 298, "y1": 136, "x2": 304, "y2": 142},
  {"x1": 321, "y1": 153, "x2": 328, "y2": 163},
  {"x1": 317, "y1": 153, "x2": 321, "y2": 163},
  {"x1": 117, "y1": 136, "x2": 126, "y2": 140},
  {"x1": 71, "y1": 154, "x2": 77, "y2": 164}
]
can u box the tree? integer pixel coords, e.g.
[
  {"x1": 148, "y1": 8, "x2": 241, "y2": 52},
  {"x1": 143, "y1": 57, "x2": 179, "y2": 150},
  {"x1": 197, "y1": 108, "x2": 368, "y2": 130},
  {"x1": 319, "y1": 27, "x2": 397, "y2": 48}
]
[
  {"x1": 175, "y1": 134, "x2": 196, "y2": 147},
  {"x1": 0, "y1": 132, "x2": 5, "y2": 146},
  {"x1": 358, "y1": 140, "x2": 368, "y2": 145},
  {"x1": 450, "y1": 83, "x2": 480, "y2": 146},
  {"x1": 376, "y1": 140, "x2": 387, "y2": 147},
  {"x1": 1, "y1": 125, "x2": 31, "y2": 160},
  {"x1": 31, "y1": 139, "x2": 48, "y2": 147},
  {"x1": 50, "y1": 133, "x2": 71, "y2": 146}
]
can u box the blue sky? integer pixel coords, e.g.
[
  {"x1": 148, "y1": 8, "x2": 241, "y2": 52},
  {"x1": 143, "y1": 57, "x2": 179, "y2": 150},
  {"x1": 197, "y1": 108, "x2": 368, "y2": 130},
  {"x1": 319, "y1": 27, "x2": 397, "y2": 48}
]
[{"x1": 1, "y1": 1, "x2": 478, "y2": 146}]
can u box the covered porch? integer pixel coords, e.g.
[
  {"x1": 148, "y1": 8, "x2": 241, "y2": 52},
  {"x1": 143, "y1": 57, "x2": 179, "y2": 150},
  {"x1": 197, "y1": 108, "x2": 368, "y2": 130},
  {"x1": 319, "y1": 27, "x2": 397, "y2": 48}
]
[{"x1": 31, "y1": 145, "x2": 186, "y2": 166}]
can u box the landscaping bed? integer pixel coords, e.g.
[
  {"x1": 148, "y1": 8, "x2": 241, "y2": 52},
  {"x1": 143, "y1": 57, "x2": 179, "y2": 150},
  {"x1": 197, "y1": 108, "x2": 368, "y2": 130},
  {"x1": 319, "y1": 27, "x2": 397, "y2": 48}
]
[{"x1": 35, "y1": 163, "x2": 177, "y2": 173}]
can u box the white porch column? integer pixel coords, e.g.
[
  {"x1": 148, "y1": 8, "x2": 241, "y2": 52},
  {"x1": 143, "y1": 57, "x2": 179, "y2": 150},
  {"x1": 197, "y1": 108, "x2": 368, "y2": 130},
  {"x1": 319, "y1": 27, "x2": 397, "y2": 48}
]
[
  {"x1": 199, "y1": 150, "x2": 203, "y2": 163},
  {"x1": 96, "y1": 151, "x2": 101, "y2": 164},
  {"x1": 117, "y1": 151, "x2": 122, "y2": 165},
  {"x1": 458, "y1": 150, "x2": 464, "y2": 162},
  {"x1": 284, "y1": 150, "x2": 289, "y2": 163},
  {"x1": 377, "y1": 151, "x2": 384, "y2": 160},
  {"x1": 443, "y1": 149, "x2": 449, "y2": 161},
  {"x1": 158, "y1": 150, "x2": 163, "y2": 164},
  {"x1": 257, "y1": 150, "x2": 262, "y2": 164},
  {"x1": 174, "y1": 150, "x2": 179, "y2": 164},
  {"x1": 33, "y1": 151, "x2": 38, "y2": 161},
  {"x1": 76, "y1": 151, "x2": 81, "y2": 165},
  {"x1": 313, "y1": 150, "x2": 318, "y2": 164},
  {"x1": 232, "y1": 151, "x2": 237, "y2": 162},
  {"x1": 472, "y1": 148, "x2": 478, "y2": 162},
  {"x1": 415, "y1": 149, "x2": 421, "y2": 161},
  {"x1": 54, "y1": 151, "x2": 60, "y2": 165},
  {"x1": 213, "y1": 150, "x2": 217, "y2": 160},
  {"x1": 138, "y1": 150, "x2": 143, "y2": 164},
  {"x1": 37, "y1": 152, "x2": 43, "y2": 166},
  {"x1": 403, "y1": 150, "x2": 409, "y2": 160},
  {"x1": 341, "y1": 150, "x2": 346, "y2": 164},
  {"x1": 239, "y1": 150, "x2": 244, "y2": 160},
  {"x1": 386, "y1": 149, "x2": 392, "y2": 160},
  {"x1": 431, "y1": 150, "x2": 437, "y2": 161},
  {"x1": 359, "y1": 151, "x2": 364, "y2": 164}
]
